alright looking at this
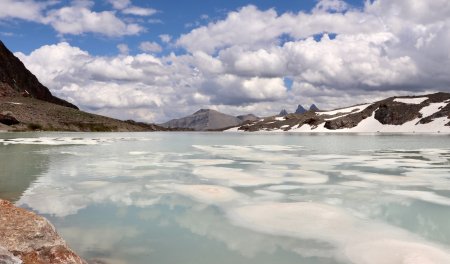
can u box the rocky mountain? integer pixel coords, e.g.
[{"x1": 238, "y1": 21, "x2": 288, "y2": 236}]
[
  {"x1": 0, "y1": 41, "x2": 168, "y2": 132},
  {"x1": 309, "y1": 104, "x2": 320, "y2": 111},
  {"x1": 295, "y1": 105, "x2": 307, "y2": 114},
  {"x1": 0, "y1": 41, "x2": 77, "y2": 109},
  {"x1": 231, "y1": 93, "x2": 450, "y2": 133},
  {"x1": 278, "y1": 109, "x2": 289, "y2": 116},
  {"x1": 161, "y1": 109, "x2": 258, "y2": 131}
]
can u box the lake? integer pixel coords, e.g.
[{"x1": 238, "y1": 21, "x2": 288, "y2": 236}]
[{"x1": 1, "y1": 132, "x2": 450, "y2": 264}]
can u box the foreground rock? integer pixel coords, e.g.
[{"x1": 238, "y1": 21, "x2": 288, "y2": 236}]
[{"x1": 0, "y1": 200, "x2": 86, "y2": 264}]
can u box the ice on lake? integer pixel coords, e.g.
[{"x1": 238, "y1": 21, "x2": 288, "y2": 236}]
[{"x1": 1, "y1": 132, "x2": 450, "y2": 264}]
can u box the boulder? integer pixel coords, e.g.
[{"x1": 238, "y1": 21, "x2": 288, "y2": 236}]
[
  {"x1": 0, "y1": 113, "x2": 19, "y2": 126},
  {"x1": 0, "y1": 200, "x2": 86, "y2": 264}
]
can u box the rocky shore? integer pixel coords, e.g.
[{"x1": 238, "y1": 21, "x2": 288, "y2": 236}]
[{"x1": 0, "y1": 200, "x2": 86, "y2": 264}]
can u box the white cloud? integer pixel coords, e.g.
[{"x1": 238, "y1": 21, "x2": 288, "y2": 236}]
[
  {"x1": 159, "y1": 34, "x2": 172, "y2": 43},
  {"x1": 12, "y1": 0, "x2": 450, "y2": 122},
  {"x1": 44, "y1": 5, "x2": 143, "y2": 36},
  {"x1": 117, "y1": 43, "x2": 129, "y2": 55},
  {"x1": 108, "y1": 0, "x2": 157, "y2": 16},
  {"x1": 139, "y1": 41, "x2": 162, "y2": 53},
  {"x1": 313, "y1": 0, "x2": 349, "y2": 13},
  {"x1": 122, "y1": 6, "x2": 157, "y2": 16},
  {"x1": 0, "y1": 0, "x2": 47, "y2": 22},
  {"x1": 108, "y1": 0, "x2": 131, "y2": 10}
]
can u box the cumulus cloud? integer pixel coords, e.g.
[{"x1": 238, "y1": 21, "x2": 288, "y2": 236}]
[
  {"x1": 13, "y1": 0, "x2": 450, "y2": 122},
  {"x1": 117, "y1": 43, "x2": 130, "y2": 55},
  {"x1": 44, "y1": 5, "x2": 143, "y2": 36},
  {"x1": 0, "y1": 0, "x2": 48, "y2": 22},
  {"x1": 108, "y1": 0, "x2": 157, "y2": 16},
  {"x1": 159, "y1": 34, "x2": 172, "y2": 43},
  {"x1": 139, "y1": 41, "x2": 162, "y2": 53},
  {"x1": 0, "y1": 0, "x2": 149, "y2": 37}
]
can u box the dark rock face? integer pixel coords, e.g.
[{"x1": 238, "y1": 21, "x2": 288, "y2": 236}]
[
  {"x1": 0, "y1": 41, "x2": 77, "y2": 109},
  {"x1": 0, "y1": 200, "x2": 86, "y2": 264},
  {"x1": 374, "y1": 103, "x2": 422, "y2": 125},
  {"x1": 278, "y1": 109, "x2": 288, "y2": 116},
  {"x1": 309, "y1": 104, "x2": 319, "y2": 111},
  {"x1": 0, "y1": 113, "x2": 19, "y2": 126},
  {"x1": 295, "y1": 105, "x2": 307, "y2": 114}
]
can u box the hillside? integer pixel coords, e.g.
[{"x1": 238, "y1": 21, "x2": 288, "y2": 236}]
[
  {"x1": 230, "y1": 92, "x2": 450, "y2": 133},
  {"x1": 0, "y1": 41, "x2": 167, "y2": 132}
]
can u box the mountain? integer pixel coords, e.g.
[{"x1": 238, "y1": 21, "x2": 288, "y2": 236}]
[
  {"x1": 161, "y1": 109, "x2": 258, "y2": 131},
  {"x1": 295, "y1": 105, "x2": 307, "y2": 114},
  {"x1": 232, "y1": 93, "x2": 450, "y2": 133},
  {"x1": 309, "y1": 104, "x2": 319, "y2": 111},
  {"x1": 278, "y1": 109, "x2": 289, "y2": 116},
  {"x1": 0, "y1": 41, "x2": 77, "y2": 109},
  {"x1": 237, "y1": 114, "x2": 259, "y2": 122},
  {"x1": 0, "y1": 41, "x2": 167, "y2": 132}
]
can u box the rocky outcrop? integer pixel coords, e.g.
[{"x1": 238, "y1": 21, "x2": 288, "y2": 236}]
[
  {"x1": 0, "y1": 112, "x2": 19, "y2": 126},
  {"x1": 0, "y1": 200, "x2": 86, "y2": 264},
  {"x1": 0, "y1": 41, "x2": 77, "y2": 109}
]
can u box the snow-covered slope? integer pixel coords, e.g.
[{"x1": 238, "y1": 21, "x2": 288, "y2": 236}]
[{"x1": 228, "y1": 93, "x2": 450, "y2": 133}]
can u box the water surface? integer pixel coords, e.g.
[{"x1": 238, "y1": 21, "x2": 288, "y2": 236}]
[{"x1": 1, "y1": 132, "x2": 450, "y2": 264}]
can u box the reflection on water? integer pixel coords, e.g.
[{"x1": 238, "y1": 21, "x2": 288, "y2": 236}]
[
  {"x1": 1, "y1": 132, "x2": 450, "y2": 264},
  {"x1": 0, "y1": 144, "x2": 49, "y2": 201}
]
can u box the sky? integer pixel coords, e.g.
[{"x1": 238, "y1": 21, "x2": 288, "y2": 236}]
[{"x1": 1, "y1": 0, "x2": 449, "y2": 123}]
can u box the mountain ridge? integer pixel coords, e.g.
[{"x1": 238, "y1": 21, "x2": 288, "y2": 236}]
[{"x1": 230, "y1": 92, "x2": 450, "y2": 133}]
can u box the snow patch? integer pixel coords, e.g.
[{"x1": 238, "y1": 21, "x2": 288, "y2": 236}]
[
  {"x1": 420, "y1": 102, "x2": 447, "y2": 118},
  {"x1": 394, "y1": 97, "x2": 428, "y2": 104}
]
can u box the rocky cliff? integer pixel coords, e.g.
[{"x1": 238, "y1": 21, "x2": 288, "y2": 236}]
[
  {"x1": 0, "y1": 200, "x2": 86, "y2": 264},
  {"x1": 0, "y1": 41, "x2": 77, "y2": 109}
]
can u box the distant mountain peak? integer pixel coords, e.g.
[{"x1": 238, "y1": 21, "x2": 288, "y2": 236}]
[
  {"x1": 279, "y1": 109, "x2": 289, "y2": 116},
  {"x1": 309, "y1": 104, "x2": 319, "y2": 111},
  {"x1": 295, "y1": 105, "x2": 307, "y2": 114}
]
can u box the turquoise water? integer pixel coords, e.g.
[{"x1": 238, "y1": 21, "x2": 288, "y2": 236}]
[{"x1": 1, "y1": 132, "x2": 450, "y2": 264}]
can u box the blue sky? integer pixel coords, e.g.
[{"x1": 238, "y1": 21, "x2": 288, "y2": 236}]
[
  {"x1": 2, "y1": 0, "x2": 363, "y2": 55},
  {"x1": 1, "y1": 0, "x2": 449, "y2": 122}
]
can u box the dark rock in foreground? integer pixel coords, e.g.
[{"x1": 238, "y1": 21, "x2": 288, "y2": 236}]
[{"x1": 0, "y1": 200, "x2": 86, "y2": 264}]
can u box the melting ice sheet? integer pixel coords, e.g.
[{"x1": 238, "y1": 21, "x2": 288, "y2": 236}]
[{"x1": 1, "y1": 132, "x2": 450, "y2": 264}]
